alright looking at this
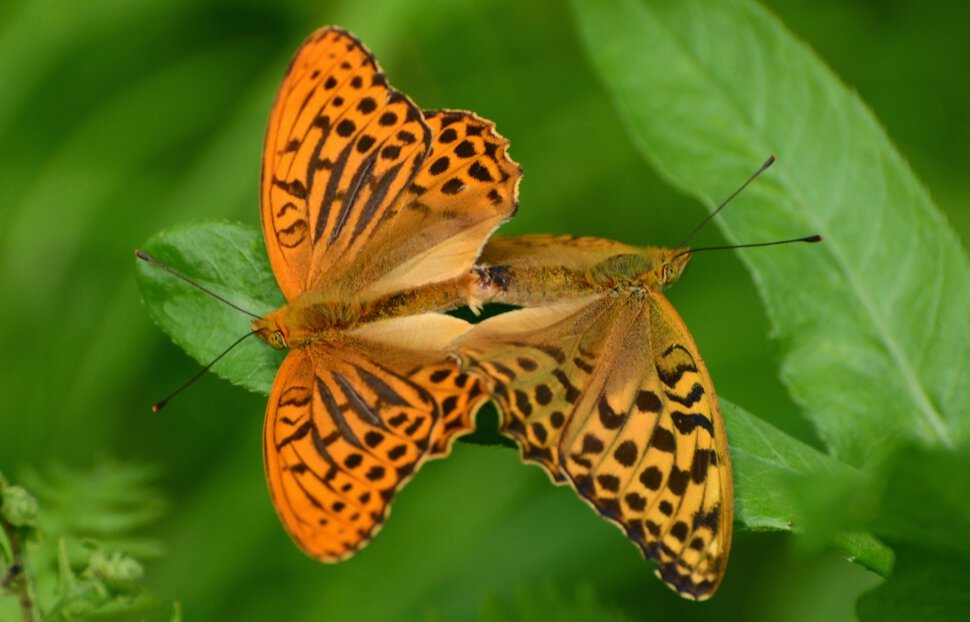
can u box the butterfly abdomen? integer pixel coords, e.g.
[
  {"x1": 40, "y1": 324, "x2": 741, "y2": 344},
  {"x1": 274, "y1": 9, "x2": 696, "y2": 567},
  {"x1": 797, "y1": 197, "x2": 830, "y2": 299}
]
[
  {"x1": 479, "y1": 264, "x2": 591, "y2": 306},
  {"x1": 364, "y1": 271, "x2": 488, "y2": 319}
]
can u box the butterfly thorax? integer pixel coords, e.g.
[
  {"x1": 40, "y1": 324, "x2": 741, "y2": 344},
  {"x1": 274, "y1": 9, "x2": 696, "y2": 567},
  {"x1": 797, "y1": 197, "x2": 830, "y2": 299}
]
[
  {"x1": 586, "y1": 248, "x2": 691, "y2": 295},
  {"x1": 253, "y1": 296, "x2": 363, "y2": 349}
]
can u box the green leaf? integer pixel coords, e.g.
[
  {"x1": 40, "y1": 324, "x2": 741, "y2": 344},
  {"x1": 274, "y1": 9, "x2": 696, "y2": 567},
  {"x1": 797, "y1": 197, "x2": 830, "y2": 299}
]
[
  {"x1": 135, "y1": 221, "x2": 285, "y2": 394},
  {"x1": 571, "y1": 0, "x2": 970, "y2": 463},
  {"x1": 473, "y1": 581, "x2": 632, "y2": 622},
  {"x1": 857, "y1": 545, "x2": 970, "y2": 622},
  {"x1": 853, "y1": 446, "x2": 970, "y2": 620},
  {"x1": 20, "y1": 460, "x2": 166, "y2": 558},
  {"x1": 723, "y1": 400, "x2": 892, "y2": 576},
  {"x1": 864, "y1": 446, "x2": 970, "y2": 559}
]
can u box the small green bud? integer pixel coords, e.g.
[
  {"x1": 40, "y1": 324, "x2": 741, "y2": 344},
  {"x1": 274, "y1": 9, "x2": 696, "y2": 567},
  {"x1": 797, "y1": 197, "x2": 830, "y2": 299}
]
[
  {"x1": 87, "y1": 550, "x2": 144, "y2": 594},
  {"x1": 1, "y1": 485, "x2": 38, "y2": 528}
]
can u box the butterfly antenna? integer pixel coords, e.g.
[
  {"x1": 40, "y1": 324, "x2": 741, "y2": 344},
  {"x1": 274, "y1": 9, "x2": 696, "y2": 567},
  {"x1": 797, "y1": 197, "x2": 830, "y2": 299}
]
[
  {"x1": 151, "y1": 330, "x2": 257, "y2": 412},
  {"x1": 679, "y1": 154, "x2": 776, "y2": 247},
  {"x1": 135, "y1": 249, "x2": 260, "y2": 319},
  {"x1": 672, "y1": 234, "x2": 822, "y2": 262}
]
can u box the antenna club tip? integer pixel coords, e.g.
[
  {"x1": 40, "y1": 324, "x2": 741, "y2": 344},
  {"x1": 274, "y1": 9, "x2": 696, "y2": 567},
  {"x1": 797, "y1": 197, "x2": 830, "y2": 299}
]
[
  {"x1": 806, "y1": 234, "x2": 823, "y2": 243},
  {"x1": 758, "y1": 154, "x2": 776, "y2": 172},
  {"x1": 151, "y1": 401, "x2": 166, "y2": 413},
  {"x1": 135, "y1": 249, "x2": 151, "y2": 261}
]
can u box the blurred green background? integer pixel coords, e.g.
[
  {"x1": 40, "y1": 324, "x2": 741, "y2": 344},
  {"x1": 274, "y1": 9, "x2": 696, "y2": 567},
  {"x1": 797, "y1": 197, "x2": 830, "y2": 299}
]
[{"x1": 1, "y1": 0, "x2": 967, "y2": 620}]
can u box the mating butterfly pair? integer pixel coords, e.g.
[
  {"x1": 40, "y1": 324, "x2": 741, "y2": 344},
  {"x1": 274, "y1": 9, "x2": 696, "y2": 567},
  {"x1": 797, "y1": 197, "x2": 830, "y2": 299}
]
[{"x1": 208, "y1": 27, "x2": 731, "y2": 600}]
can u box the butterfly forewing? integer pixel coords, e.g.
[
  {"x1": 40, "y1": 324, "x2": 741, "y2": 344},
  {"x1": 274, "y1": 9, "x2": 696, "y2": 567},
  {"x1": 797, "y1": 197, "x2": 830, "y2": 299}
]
[
  {"x1": 261, "y1": 28, "x2": 432, "y2": 300},
  {"x1": 644, "y1": 294, "x2": 732, "y2": 598}
]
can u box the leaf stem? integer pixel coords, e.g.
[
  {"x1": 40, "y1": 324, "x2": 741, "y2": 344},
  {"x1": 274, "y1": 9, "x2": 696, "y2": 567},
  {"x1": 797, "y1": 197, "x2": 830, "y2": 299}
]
[{"x1": 0, "y1": 516, "x2": 41, "y2": 622}]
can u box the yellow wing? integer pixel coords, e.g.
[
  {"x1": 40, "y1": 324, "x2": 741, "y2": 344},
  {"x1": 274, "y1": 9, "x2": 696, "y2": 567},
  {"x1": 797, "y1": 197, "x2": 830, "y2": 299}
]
[
  {"x1": 264, "y1": 316, "x2": 488, "y2": 561},
  {"x1": 261, "y1": 27, "x2": 520, "y2": 301},
  {"x1": 457, "y1": 294, "x2": 732, "y2": 600}
]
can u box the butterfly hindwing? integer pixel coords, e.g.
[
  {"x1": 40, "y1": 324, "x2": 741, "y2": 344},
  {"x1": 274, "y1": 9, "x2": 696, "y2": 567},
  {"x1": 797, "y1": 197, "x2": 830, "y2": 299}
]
[
  {"x1": 481, "y1": 234, "x2": 640, "y2": 274},
  {"x1": 265, "y1": 317, "x2": 488, "y2": 561},
  {"x1": 264, "y1": 347, "x2": 432, "y2": 561},
  {"x1": 355, "y1": 109, "x2": 521, "y2": 299},
  {"x1": 459, "y1": 297, "x2": 622, "y2": 481}
]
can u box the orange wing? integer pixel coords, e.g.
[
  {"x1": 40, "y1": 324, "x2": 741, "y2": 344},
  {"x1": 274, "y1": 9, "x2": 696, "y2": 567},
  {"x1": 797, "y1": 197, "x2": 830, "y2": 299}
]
[
  {"x1": 264, "y1": 325, "x2": 488, "y2": 561},
  {"x1": 261, "y1": 27, "x2": 432, "y2": 300},
  {"x1": 261, "y1": 28, "x2": 520, "y2": 301}
]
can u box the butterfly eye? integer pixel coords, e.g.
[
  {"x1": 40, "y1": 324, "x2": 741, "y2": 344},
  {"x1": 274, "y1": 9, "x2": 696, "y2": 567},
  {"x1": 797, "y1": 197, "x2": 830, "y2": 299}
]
[
  {"x1": 270, "y1": 330, "x2": 287, "y2": 349},
  {"x1": 661, "y1": 262, "x2": 674, "y2": 283}
]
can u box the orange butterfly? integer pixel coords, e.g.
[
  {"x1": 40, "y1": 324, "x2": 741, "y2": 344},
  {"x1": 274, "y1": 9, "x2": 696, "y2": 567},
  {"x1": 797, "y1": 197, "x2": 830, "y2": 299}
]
[
  {"x1": 458, "y1": 234, "x2": 733, "y2": 599},
  {"x1": 251, "y1": 27, "x2": 520, "y2": 561}
]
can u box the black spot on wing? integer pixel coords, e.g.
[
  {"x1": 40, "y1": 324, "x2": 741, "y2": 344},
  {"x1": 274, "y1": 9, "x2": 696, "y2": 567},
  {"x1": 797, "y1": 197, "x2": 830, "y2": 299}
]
[
  {"x1": 597, "y1": 396, "x2": 626, "y2": 429},
  {"x1": 650, "y1": 427, "x2": 676, "y2": 453},
  {"x1": 636, "y1": 390, "x2": 662, "y2": 412},
  {"x1": 691, "y1": 448, "x2": 711, "y2": 484},
  {"x1": 640, "y1": 466, "x2": 662, "y2": 490},
  {"x1": 534, "y1": 384, "x2": 553, "y2": 406},
  {"x1": 666, "y1": 382, "x2": 705, "y2": 407},
  {"x1": 468, "y1": 161, "x2": 494, "y2": 182},
  {"x1": 671, "y1": 412, "x2": 715, "y2": 437},
  {"x1": 454, "y1": 140, "x2": 475, "y2": 157},
  {"x1": 441, "y1": 178, "x2": 464, "y2": 195},
  {"x1": 667, "y1": 467, "x2": 689, "y2": 496},
  {"x1": 613, "y1": 441, "x2": 638, "y2": 466}
]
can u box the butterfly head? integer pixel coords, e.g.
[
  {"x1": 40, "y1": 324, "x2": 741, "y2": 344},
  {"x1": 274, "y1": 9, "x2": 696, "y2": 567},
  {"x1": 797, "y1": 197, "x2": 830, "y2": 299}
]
[
  {"x1": 659, "y1": 248, "x2": 692, "y2": 289},
  {"x1": 252, "y1": 310, "x2": 289, "y2": 350}
]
